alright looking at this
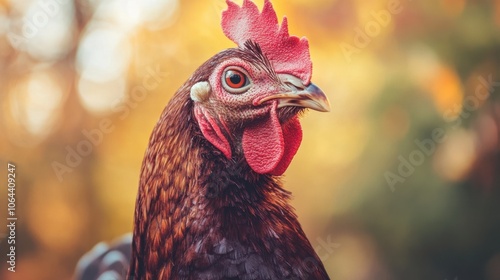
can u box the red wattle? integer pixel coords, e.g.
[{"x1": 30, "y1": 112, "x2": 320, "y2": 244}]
[
  {"x1": 242, "y1": 105, "x2": 302, "y2": 175},
  {"x1": 270, "y1": 116, "x2": 302, "y2": 176}
]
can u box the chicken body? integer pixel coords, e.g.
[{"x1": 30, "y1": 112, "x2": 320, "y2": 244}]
[{"x1": 128, "y1": 47, "x2": 329, "y2": 279}]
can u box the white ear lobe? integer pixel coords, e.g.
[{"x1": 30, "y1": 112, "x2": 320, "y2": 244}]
[{"x1": 190, "y1": 81, "x2": 211, "y2": 102}]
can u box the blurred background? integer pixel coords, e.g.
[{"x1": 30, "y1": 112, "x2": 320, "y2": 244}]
[{"x1": 0, "y1": 0, "x2": 499, "y2": 279}]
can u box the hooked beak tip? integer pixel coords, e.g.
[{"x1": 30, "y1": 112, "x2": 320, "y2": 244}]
[{"x1": 303, "y1": 83, "x2": 331, "y2": 112}]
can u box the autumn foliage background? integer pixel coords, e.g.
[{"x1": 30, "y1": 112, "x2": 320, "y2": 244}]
[{"x1": 0, "y1": 0, "x2": 500, "y2": 279}]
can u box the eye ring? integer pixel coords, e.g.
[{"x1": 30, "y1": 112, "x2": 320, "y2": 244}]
[{"x1": 222, "y1": 67, "x2": 251, "y2": 94}]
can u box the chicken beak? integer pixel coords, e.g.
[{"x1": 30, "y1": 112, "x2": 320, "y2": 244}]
[{"x1": 258, "y1": 82, "x2": 331, "y2": 112}]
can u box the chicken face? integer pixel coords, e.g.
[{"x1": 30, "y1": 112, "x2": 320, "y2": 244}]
[
  {"x1": 190, "y1": 43, "x2": 329, "y2": 176},
  {"x1": 191, "y1": 43, "x2": 329, "y2": 127}
]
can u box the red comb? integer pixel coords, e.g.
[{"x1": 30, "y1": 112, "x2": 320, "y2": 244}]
[{"x1": 222, "y1": 0, "x2": 312, "y2": 85}]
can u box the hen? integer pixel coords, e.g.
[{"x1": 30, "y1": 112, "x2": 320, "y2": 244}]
[{"x1": 75, "y1": 0, "x2": 331, "y2": 279}]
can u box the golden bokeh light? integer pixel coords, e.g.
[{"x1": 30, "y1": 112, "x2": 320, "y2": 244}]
[{"x1": 0, "y1": 0, "x2": 499, "y2": 279}]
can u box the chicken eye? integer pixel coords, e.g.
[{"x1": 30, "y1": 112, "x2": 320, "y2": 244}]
[
  {"x1": 225, "y1": 70, "x2": 246, "y2": 88},
  {"x1": 222, "y1": 69, "x2": 250, "y2": 93}
]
